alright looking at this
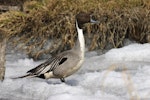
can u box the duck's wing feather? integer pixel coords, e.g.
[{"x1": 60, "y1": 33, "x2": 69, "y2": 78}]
[{"x1": 27, "y1": 52, "x2": 68, "y2": 75}]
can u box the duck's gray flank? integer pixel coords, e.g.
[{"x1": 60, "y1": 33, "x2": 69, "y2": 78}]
[{"x1": 13, "y1": 12, "x2": 99, "y2": 82}]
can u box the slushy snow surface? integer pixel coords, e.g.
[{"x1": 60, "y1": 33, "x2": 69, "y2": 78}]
[{"x1": 1, "y1": 43, "x2": 150, "y2": 100}]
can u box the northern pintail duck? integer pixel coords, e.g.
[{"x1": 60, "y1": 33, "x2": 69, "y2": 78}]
[{"x1": 14, "y1": 12, "x2": 99, "y2": 82}]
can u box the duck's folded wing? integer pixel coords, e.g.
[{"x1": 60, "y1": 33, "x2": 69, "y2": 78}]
[{"x1": 27, "y1": 54, "x2": 68, "y2": 75}]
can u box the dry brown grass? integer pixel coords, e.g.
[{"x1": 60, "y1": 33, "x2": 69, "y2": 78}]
[{"x1": 0, "y1": 0, "x2": 150, "y2": 59}]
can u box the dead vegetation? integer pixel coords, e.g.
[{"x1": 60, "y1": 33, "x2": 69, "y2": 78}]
[{"x1": 0, "y1": 0, "x2": 150, "y2": 60}]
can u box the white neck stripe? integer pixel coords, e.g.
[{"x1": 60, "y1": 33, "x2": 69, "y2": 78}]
[{"x1": 76, "y1": 20, "x2": 85, "y2": 57}]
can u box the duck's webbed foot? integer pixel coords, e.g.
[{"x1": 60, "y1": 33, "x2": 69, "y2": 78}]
[{"x1": 60, "y1": 78, "x2": 65, "y2": 82}]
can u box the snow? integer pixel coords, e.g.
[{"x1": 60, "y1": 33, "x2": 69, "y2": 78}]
[{"x1": 0, "y1": 43, "x2": 150, "y2": 100}]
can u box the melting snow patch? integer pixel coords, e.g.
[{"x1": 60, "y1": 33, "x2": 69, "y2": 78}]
[{"x1": 0, "y1": 43, "x2": 150, "y2": 100}]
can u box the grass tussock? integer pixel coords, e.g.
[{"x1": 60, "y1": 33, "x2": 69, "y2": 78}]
[{"x1": 0, "y1": 0, "x2": 150, "y2": 60}]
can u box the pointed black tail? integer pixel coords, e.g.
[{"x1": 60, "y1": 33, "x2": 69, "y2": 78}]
[{"x1": 12, "y1": 73, "x2": 35, "y2": 79}]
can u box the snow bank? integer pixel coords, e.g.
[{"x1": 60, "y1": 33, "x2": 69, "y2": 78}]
[{"x1": 0, "y1": 43, "x2": 150, "y2": 100}]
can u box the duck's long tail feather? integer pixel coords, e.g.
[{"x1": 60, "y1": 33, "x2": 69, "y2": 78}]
[{"x1": 12, "y1": 73, "x2": 36, "y2": 79}]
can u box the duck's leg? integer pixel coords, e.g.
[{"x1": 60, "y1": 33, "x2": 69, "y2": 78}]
[{"x1": 60, "y1": 78, "x2": 65, "y2": 82}]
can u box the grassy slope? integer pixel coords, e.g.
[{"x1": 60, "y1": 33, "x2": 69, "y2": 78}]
[{"x1": 0, "y1": 0, "x2": 150, "y2": 60}]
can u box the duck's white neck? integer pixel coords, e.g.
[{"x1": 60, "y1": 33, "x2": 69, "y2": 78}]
[{"x1": 73, "y1": 20, "x2": 85, "y2": 57}]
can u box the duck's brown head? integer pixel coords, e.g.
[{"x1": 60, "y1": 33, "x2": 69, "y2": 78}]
[{"x1": 76, "y1": 12, "x2": 99, "y2": 29}]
